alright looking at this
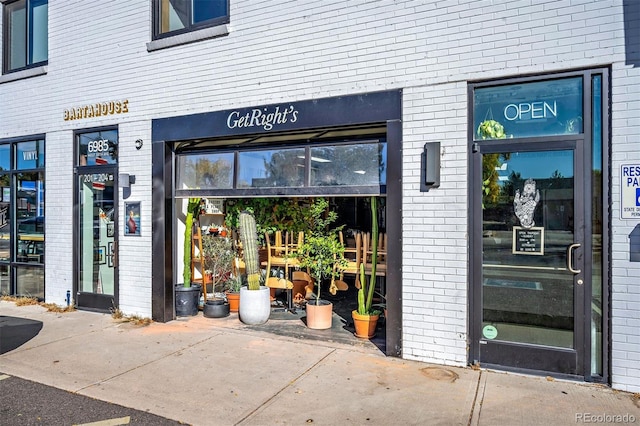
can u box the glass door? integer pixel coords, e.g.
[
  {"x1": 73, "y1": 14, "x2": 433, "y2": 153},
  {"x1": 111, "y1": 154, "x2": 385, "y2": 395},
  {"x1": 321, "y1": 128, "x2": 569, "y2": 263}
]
[
  {"x1": 74, "y1": 128, "x2": 119, "y2": 312},
  {"x1": 474, "y1": 143, "x2": 586, "y2": 375},
  {"x1": 76, "y1": 169, "x2": 117, "y2": 311}
]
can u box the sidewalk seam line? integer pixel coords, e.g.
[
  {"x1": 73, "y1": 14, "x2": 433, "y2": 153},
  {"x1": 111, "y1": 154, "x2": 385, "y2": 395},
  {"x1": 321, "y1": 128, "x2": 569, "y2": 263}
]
[
  {"x1": 73, "y1": 334, "x2": 220, "y2": 393},
  {"x1": 234, "y1": 348, "x2": 337, "y2": 426},
  {"x1": 468, "y1": 370, "x2": 483, "y2": 426}
]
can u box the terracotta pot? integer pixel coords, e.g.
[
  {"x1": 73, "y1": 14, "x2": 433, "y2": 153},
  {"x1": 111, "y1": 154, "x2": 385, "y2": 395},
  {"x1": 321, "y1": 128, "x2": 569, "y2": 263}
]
[
  {"x1": 292, "y1": 280, "x2": 307, "y2": 300},
  {"x1": 225, "y1": 291, "x2": 240, "y2": 313},
  {"x1": 306, "y1": 300, "x2": 333, "y2": 330},
  {"x1": 352, "y1": 310, "x2": 380, "y2": 339}
]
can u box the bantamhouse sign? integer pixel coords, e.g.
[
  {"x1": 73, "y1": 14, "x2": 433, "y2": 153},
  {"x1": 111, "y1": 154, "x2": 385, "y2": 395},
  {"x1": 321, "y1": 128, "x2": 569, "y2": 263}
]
[{"x1": 64, "y1": 99, "x2": 129, "y2": 121}]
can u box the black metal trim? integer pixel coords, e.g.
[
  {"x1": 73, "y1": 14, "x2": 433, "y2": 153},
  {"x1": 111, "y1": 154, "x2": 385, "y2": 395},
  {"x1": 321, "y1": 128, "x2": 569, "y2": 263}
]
[
  {"x1": 385, "y1": 119, "x2": 402, "y2": 357},
  {"x1": 175, "y1": 186, "x2": 387, "y2": 199},
  {"x1": 76, "y1": 292, "x2": 115, "y2": 313},
  {"x1": 152, "y1": 139, "x2": 175, "y2": 322}
]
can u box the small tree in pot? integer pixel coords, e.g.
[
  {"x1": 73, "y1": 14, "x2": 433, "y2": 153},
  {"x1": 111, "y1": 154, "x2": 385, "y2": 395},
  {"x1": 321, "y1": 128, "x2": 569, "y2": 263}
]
[{"x1": 294, "y1": 198, "x2": 347, "y2": 329}]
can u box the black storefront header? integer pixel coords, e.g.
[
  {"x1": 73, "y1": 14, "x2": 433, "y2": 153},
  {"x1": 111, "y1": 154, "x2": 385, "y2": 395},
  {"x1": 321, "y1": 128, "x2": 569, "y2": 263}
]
[{"x1": 152, "y1": 90, "x2": 402, "y2": 142}]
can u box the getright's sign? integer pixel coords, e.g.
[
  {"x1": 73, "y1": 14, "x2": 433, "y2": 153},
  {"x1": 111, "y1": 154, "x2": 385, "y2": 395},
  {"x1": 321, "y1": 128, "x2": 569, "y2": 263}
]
[{"x1": 226, "y1": 105, "x2": 299, "y2": 131}]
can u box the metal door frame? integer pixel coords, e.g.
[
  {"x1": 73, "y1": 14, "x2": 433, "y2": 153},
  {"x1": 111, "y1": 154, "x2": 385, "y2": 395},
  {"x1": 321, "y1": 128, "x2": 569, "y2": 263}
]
[{"x1": 470, "y1": 138, "x2": 587, "y2": 378}]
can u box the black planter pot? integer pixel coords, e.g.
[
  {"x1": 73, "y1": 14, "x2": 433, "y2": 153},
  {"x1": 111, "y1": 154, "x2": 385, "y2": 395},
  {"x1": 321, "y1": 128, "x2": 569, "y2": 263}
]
[
  {"x1": 203, "y1": 299, "x2": 230, "y2": 318},
  {"x1": 175, "y1": 284, "x2": 202, "y2": 317}
]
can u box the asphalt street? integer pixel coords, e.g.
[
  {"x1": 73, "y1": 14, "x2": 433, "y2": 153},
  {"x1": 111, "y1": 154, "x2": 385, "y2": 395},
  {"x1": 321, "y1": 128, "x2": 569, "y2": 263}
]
[{"x1": 0, "y1": 373, "x2": 183, "y2": 426}]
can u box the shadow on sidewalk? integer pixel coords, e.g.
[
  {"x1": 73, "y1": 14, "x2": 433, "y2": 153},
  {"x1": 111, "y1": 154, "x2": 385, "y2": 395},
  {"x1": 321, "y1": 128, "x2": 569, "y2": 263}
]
[{"x1": 0, "y1": 316, "x2": 43, "y2": 354}]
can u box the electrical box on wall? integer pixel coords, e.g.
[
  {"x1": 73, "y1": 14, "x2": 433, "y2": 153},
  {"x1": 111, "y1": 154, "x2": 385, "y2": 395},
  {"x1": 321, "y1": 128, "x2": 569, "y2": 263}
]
[{"x1": 420, "y1": 142, "x2": 441, "y2": 192}]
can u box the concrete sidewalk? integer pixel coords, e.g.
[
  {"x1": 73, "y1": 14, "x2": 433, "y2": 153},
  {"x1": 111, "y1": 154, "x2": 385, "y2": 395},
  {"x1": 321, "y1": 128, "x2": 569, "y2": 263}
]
[{"x1": 1, "y1": 301, "x2": 639, "y2": 426}]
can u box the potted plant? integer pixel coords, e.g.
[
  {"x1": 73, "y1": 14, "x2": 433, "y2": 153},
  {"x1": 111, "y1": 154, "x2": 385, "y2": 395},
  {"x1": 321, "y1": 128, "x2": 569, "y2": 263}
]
[
  {"x1": 224, "y1": 274, "x2": 243, "y2": 313},
  {"x1": 477, "y1": 119, "x2": 506, "y2": 140},
  {"x1": 352, "y1": 196, "x2": 382, "y2": 338},
  {"x1": 201, "y1": 234, "x2": 234, "y2": 294},
  {"x1": 175, "y1": 197, "x2": 203, "y2": 317},
  {"x1": 200, "y1": 234, "x2": 234, "y2": 318},
  {"x1": 294, "y1": 198, "x2": 347, "y2": 330},
  {"x1": 237, "y1": 211, "x2": 271, "y2": 325}
]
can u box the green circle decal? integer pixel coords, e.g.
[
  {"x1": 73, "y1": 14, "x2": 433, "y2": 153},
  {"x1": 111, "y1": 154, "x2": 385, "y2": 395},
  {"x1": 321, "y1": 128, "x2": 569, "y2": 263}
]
[{"x1": 482, "y1": 325, "x2": 498, "y2": 340}]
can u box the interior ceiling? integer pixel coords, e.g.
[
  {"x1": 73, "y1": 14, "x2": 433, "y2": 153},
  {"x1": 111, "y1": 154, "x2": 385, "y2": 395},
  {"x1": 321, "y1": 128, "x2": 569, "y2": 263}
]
[{"x1": 174, "y1": 123, "x2": 387, "y2": 151}]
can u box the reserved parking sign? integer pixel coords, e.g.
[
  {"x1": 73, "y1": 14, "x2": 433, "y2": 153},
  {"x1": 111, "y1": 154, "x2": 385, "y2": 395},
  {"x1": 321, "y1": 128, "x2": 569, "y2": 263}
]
[{"x1": 621, "y1": 164, "x2": 640, "y2": 219}]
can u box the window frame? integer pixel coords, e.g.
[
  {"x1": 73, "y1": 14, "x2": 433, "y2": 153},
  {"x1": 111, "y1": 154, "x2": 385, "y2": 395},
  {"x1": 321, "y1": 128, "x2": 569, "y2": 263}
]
[
  {"x1": 175, "y1": 138, "x2": 388, "y2": 199},
  {"x1": 2, "y1": 0, "x2": 48, "y2": 75},
  {"x1": 152, "y1": 0, "x2": 230, "y2": 41},
  {"x1": 0, "y1": 134, "x2": 46, "y2": 299}
]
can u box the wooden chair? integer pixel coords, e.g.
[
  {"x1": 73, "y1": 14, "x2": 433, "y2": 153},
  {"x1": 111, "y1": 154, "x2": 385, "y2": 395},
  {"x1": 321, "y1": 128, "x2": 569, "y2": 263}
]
[
  {"x1": 263, "y1": 230, "x2": 303, "y2": 290},
  {"x1": 338, "y1": 230, "x2": 361, "y2": 289}
]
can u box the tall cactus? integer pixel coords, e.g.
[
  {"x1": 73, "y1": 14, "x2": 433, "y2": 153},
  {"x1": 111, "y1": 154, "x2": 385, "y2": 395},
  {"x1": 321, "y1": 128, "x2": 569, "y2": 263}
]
[{"x1": 238, "y1": 211, "x2": 261, "y2": 290}]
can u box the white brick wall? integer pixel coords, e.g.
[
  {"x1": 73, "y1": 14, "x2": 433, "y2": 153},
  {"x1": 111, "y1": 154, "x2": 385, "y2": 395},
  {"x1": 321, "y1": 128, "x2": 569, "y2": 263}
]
[
  {"x1": 0, "y1": 0, "x2": 638, "y2": 392},
  {"x1": 45, "y1": 131, "x2": 74, "y2": 306}
]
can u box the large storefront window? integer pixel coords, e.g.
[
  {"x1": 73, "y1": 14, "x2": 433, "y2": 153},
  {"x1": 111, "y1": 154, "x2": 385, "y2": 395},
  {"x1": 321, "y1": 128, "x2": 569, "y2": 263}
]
[
  {"x1": 176, "y1": 141, "x2": 387, "y2": 195},
  {"x1": 0, "y1": 137, "x2": 45, "y2": 298}
]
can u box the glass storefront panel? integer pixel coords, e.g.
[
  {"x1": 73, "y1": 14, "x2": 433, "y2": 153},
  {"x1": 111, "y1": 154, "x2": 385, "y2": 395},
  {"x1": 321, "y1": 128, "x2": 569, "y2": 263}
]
[
  {"x1": 78, "y1": 171, "x2": 116, "y2": 295},
  {"x1": 176, "y1": 152, "x2": 234, "y2": 189},
  {"x1": 77, "y1": 129, "x2": 118, "y2": 166},
  {"x1": 16, "y1": 265, "x2": 44, "y2": 299},
  {"x1": 16, "y1": 139, "x2": 45, "y2": 169},
  {"x1": 0, "y1": 264, "x2": 9, "y2": 294},
  {"x1": 474, "y1": 77, "x2": 583, "y2": 140},
  {"x1": 0, "y1": 174, "x2": 10, "y2": 262},
  {"x1": 16, "y1": 172, "x2": 45, "y2": 263},
  {"x1": 237, "y1": 148, "x2": 305, "y2": 188},
  {"x1": 482, "y1": 149, "x2": 576, "y2": 348},
  {"x1": 591, "y1": 74, "x2": 603, "y2": 376},
  {"x1": 0, "y1": 145, "x2": 10, "y2": 170},
  {"x1": 0, "y1": 138, "x2": 45, "y2": 297},
  {"x1": 310, "y1": 143, "x2": 386, "y2": 187}
]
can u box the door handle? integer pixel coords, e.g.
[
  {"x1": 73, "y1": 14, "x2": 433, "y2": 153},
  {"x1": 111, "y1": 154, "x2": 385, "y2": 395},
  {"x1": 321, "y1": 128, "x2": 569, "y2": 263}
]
[{"x1": 567, "y1": 243, "x2": 581, "y2": 274}]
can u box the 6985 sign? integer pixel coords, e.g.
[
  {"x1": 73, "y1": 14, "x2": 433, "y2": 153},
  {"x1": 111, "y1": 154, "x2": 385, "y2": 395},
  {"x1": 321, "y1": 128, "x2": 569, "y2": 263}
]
[{"x1": 87, "y1": 139, "x2": 111, "y2": 153}]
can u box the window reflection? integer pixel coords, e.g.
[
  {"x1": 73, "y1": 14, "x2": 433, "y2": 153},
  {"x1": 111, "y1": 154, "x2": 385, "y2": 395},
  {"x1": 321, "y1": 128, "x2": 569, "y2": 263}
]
[
  {"x1": 16, "y1": 172, "x2": 44, "y2": 264},
  {"x1": 0, "y1": 145, "x2": 10, "y2": 171},
  {"x1": 0, "y1": 265, "x2": 8, "y2": 295},
  {"x1": 16, "y1": 266, "x2": 44, "y2": 298},
  {"x1": 238, "y1": 149, "x2": 304, "y2": 188},
  {"x1": 17, "y1": 140, "x2": 45, "y2": 169},
  {"x1": 77, "y1": 130, "x2": 118, "y2": 166},
  {"x1": 176, "y1": 141, "x2": 388, "y2": 192},
  {"x1": 474, "y1": 77, "x2": 583, "y2": 139},
  {"x1": 177, "y1": 153, "x2": 234, "y2": 189},
  {"x1": 310, "y1": 144, "x2": 386, "y2": 186}
]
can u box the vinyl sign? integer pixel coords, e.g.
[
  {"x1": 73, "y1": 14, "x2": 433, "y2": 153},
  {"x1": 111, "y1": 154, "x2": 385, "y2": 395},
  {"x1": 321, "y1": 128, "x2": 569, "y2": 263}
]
[{"x1": 621, "y1": 164, "x2": 640, "y2": 219}]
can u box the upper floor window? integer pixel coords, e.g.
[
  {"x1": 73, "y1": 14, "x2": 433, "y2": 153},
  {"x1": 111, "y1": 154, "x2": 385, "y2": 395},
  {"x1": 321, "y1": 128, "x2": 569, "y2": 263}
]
[
  {"x1": 154, "y1": 0, "x2": 229, "y2": 39},
  {"x1": 2, "y1": 0, "x2": 48, "y2": 74}
]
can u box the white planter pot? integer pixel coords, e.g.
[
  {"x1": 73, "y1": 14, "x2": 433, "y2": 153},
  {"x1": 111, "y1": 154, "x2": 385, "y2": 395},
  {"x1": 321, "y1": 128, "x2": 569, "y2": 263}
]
[{"x1": 239, "y1": 286, "x2": 271, "y2": 325}]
